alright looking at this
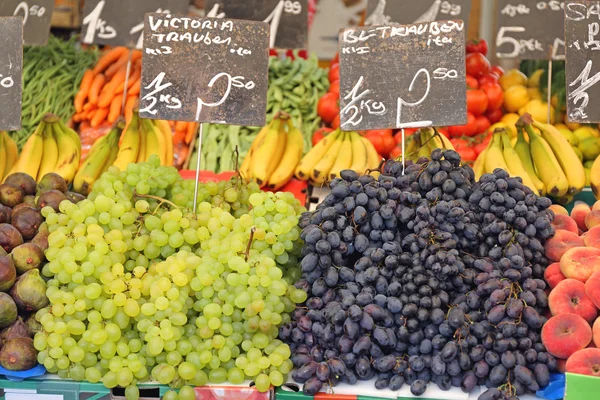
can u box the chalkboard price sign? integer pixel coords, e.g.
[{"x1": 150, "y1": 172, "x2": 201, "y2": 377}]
[
  {"x1": 565, "y1": 1, "x2": 600, "y2": 123},
  {"x1": 0, "y1": 0, "x2": 53, "y2": 45},
  {"x1": 495, "y1": 0, "x2": 565, "y2": 60},
  {"x1": 81, "y1": 0, "x2": 189, "y2": 48},
  {"x1": 338, "y1": 21, "x2": 466, "y2": 131},
  {"x1": 0, "y1": 17, "x2": 23, "y2": 131},
  {"x1": 139, "y1": 14, "x2": 270, "y2": 126},
  {"x1": 205, "y1": 0, "x2": 308, "y2": 49},
  {"x1": 365, "y1": 0, "x2": 472, "y2": 31}
]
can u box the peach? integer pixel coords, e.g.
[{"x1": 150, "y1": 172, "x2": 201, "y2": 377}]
[
  {"x1": 572, "y1": 201, "x2": 592, "y2": 232},
  {"x1": 545, "y1": 230, "x2": 585, "y2": 262},
  {"x1": 541, "y1": 313, "x2": 592, "y2": 359},
  {"x1": 560, "y1": 247, "x2": 600, "y2": 282},
  {"x1": 549, "y1": 279, "x2": 597, "y2": 322},
  {"x1": 594, "y1": 200, "x2": 600, "y2": 211},
  {"x1": 594, "y1": 317, "x2": 600, "y2": 347},
  {"x1": 586, "y1": 210, "x2": 600, "y2": 230},
  {"x1": 565, "y1": 348, "x2": 600, "y2": 377},
  {"x1": 586, "y1": 271, "x2": 600, "y2": 309},
  {"x1": 585, "y1": 226, "x2": 600, "y2": 249},
  {"x1": 552, "y1": 214, "x2": 579, "y2": 235},
  {"x1": 550, "y1": 204, "x2": 569, "y2": 216},
  {"x1": 545, "y1": 262, "x2": 567, "y2": 289}
]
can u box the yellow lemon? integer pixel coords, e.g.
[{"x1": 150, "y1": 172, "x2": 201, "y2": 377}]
[
  {"x1": 573, "y1": 146, "x2": 584, "y2": 162},
  {"x1": 528, "y1": 69, "x2": 545, "y2": 88},
  {"x1": 566, "y1": 120, "x2": 582, "y2": 130},
  {"x1": 504, "y1": 85, "x2": 530, "y2": 113},
  {"x1": 488, "y1": 122, "x2": 509, "y2": 135},
  {"x1": 574, "y1": 126, "x2": 596, "y2": 142},
  {"x1": 527, "y1": 88, "x2": 543, "y2": 100},
  {"x1": 500, "y1": 113, "x2": 520, "y2": 137},
  {"x1": 554, "y1": 123, "x2": 569, "y2": 130},
  {"x1": 558, "y1": 128, "x2": 578, "y2": 146},
  {"x1": 499, "y1": 69, "x2": 528, "y2": 90},
  {"x1": 519, "y1": 99, "x2": 555, "y2": 124}
]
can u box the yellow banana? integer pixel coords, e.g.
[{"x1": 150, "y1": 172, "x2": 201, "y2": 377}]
[
  {"x1": 6, "y1": 121, "x2": 45, "y2": 181},
  {"x1": 252, "y1": 118, "x2": 283, "y2": 185},
  {"x1": 435, "y1": 129, "x2": 455, "y2": 151},
  {"x1": 500, "y1": 132, "x2": 539, "y2": 195},
  {"x1": 349, "y1": 132, "x2": 368, "y2": 174},
  {"x1": 73, "y1": 128, "x2": 119, "y2": 195},
  {"x1": 37, "y1": 123, "x2": 59, "y2": 181},
  {"x1": 50, "y1": 121, "x2": 81, "y2": 185},
  {"x1": 295, "y1": 129, "x2": 342, "y2": 180},
  {"x1": 262, "y1": 120, "x2": 287, "y2": 187},
  {"x1": 153, "y1": 120, "x2": 174, "y2": 167},
  {"x1": 417, "y1": 129, "x2": 434, "y2": 159},
  {"x1": 473, "y1": 141, "x2": 491, "y2": 181},
  {"x1": 137, "y1": 120, "x2": 147, "y2": 163},
  {"x1": 240, "y1": 120, "x2": 272, "y2": 179},
  {"x1": 113, "y1": 116, "x2": 141, "y2": 171},
  {"x1": 2, "y1": 131, "x2": 18, "y2": 179},
  {"x1": 100, "y1": 141, "x2": 120, "y2": 177},
  {"x1": 141, "y1": 119, "x2": 162, "y2": 163},
  {"x1": 484, "y1": 131, "x2": 510, "y2": 174},
  {"x1": 362, "y1": 135, "x2": 381, "y2": 170},
  {"x1": 329, "y1": 132, "x2": 353, "y2": 179},
  {"x1": 0, "y1": 133, "x2": 6, "y2": 180},
  {"x1": 534, "y1": 121, "x2": 587, "y2": 194},
  {"x1": 590, "y1": 155, "x2": 600, "y2": 200},
  {"x1": 514, "y1": 127, "x2": 545, "y2": 195},
  {"x1": 267, "y1": 119, "x2": 304, "y2": 191},
  {"x1": 312, "y1": 131, "x2": 345, "y2": 184},
  {"x1": 525, "y1": 124, "x2": 569, "y2": 197}
]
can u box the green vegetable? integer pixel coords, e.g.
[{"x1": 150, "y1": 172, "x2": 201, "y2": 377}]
[{"x1": 12, "y1": 36, "x2": 98, "y2": 149}]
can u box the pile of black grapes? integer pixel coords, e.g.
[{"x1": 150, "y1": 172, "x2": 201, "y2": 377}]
[{"x1": 280, "y1": 149, "x2": 556, "y2": 400}]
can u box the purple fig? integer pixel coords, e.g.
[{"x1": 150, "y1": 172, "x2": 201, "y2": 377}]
[
  {"x1": 35, "y1": 190, "x2": 66, "y2": 212},
  {"x1": 0, "y1": 317, "x2": 30, "y2": 346},
  {"x1": 11, "y1": 243, "x2": 44, "y2": 274},
  {"x1": 0, "y1": 184, "x2": 24, "y2": 208},
  {"x1": 4, "y1": 173, "x2": 36, "y2": 196},
  {"x1": 10, "y1": 269, "x2": 48, "y2": 312},
  {"x1": 0, "y1": 255, "x2": 16, "y2": 292},
  {"x1": 0, "y1": 204, "x2": 11, "y2": 224},
  {"x1": 37, "y1": 173, "x2": 68, "y2": 193},
  {"x1": 31, "y1": 231, "x2": 49, "y2": 252},
  {"x1": 0, "y1": 337, "x2": 37, "y2": 371},
  {"x1": 65, "y1": 191, "x2": 85, "y2": 204},
  {"x1": 24, "y1": 314, "x2": 41, "y2": 335},
  {"x1": 11, "y1": 207, "x2": 43, "y2": 240},
  {"x1": 0, "y1": 292, "x2": 17, "y2": 329},
  {"x1": 0, "y1": 223, "x2": 23, "y2": 253}
]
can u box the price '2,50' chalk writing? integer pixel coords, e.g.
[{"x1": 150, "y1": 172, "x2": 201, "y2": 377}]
[{"x1": 13, "y1": 1, "x2": 46, "y2": 26}]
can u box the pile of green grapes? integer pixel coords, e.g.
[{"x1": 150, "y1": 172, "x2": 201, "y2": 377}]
[{"x1": 35, "y1": 156, "x2": 307, "y2": 399}]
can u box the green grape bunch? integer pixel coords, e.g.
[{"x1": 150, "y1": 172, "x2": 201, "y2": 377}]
[{"x1": 35, "y1": 155, "x2": 307, "y2": 399}]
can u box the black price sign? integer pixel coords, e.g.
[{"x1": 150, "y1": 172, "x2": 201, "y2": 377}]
[
  {"x1": 365, "y1": 0, "x2": 472, "y2": 30},
  {"x1": 0, "y1": 17, "x2": 23, "y2": 131},
  {"x1": 495, "y1": 0, "x2": 565, "y2": 60},
  {"x1": 338, "y1": 21, "x2": 466, "y2": 131},
  {"x1": 0, "y1": 0, "x2": 53, "y2": 46},
  {"x1": 139, "y1": 14, "x2": 270, "y2": 126},
  {"x1": 81, "y1": 0, "x2": 189, "y2": 48},
  {"x1": 204, "y1": 0, "x2": 308, "y2": 49},
  {"x1": 565, "y1": 1, "x2": 600, "y2": 123}
]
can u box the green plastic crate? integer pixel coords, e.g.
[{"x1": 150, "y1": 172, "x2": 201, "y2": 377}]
[{"x1": 562, "y1": 187, "x2": 596, "y2": 214}]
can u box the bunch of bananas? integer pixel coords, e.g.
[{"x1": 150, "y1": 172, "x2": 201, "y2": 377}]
[
  {"x1": 3, "y1": 114, "x2": 81, "y2": 185},
  {"x1": 474, "y1": 113, "x2": 587, "y2": 201},
  {"x1": 592, "y1": 156, "x2": 600, "y2": 200},
  {"x1": 0, "y1": 131, "x2": 19, "y2": 181},
  {"x1": 402, "y1": 128, "x2": 456, "y2": 162},
  {"x1": 294, "y1": 129, "x2": 380, "y2": 185},
  {"x1": 73, "y1": 112, "x2": 174, "y2": 195},
  {"x1": 240, "y1": 113, "x2": 304, "y2": 191}
]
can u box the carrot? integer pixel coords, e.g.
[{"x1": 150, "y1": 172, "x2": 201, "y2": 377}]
[
  {"x1": 83, "y1": 102, "x2": 95, "y2": 112},
  {"x1": 88, "y1": 74, "x2": 106, "y2": 105},
  {"x1": 93, "y1": 47, "x2": 128, "y2": 75},
  {"x1": 175, "y1": 121, "x2": 187, "y2": 132},
  {"x1": 98, "y1": 65, "x2": 127, "y2": 108},
  {"x1": 91, "y1": 107, "x2": 110, "y2": 128},
  {"x1": 79, "y1": 120, "x2": 91, "y2": 132},
  {"x1": 125, "y1": 96, "x2": 137, "y2": 122},
  {"x1": 72, "y1": 112, "x2": 84, "y2": 123},
  {"x1": 104, "y1": 50, "x2": 130, "y2": 78},
  {"x1": 108, "y1": 94, "x2": 124, "y2": 123},
  {"x1": 186, "y1": 122, "x2": 197, "y2": 144},
  {"x1": 86, "y1": 109, "x2": 97, "y2": 120},
  {"x1": 129, "y1": 79, "x2": 141, "y2": 96},
  {"x1": 114, "y1": 66, "x2": 141, "y2": 95},
  {"x1": 75, "y1": 69, "x2": 95, "y2": 112}
]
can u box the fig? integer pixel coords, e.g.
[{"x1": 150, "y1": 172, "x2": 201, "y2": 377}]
[
  {"x1": 10, "y1": 269, "x2": 48, "y2": 312},
  {"x1": 0, "y1": 255, "x2": 16, "y2": 292},
  {"x1": 0, "y1": 223, "x2": 23, "y2": 252},
  {"x1": 4, "y1": 173, "x2": 36, "y2": 196},
  {"x1": 11, "y1": 207, "x2": 43, "y2": 240},
  {"x1": 0, "y1": 317, "x2": 30, "y2": 346},
  {"x1": 0, "y1": 337, "x2": 37, "y2": 371},
  {"x1": 36, "y1": 190, "x2": 67, "y2": 212},
  {"x1": 11, "y1": 243, "x2": 44, "y2": 274},
  {"x1": 11, "y1": 203, "x2": 36, "y2": 215},
  {"x1": 0, "y1": 204, "x2": 11, "y2": 224},
  {"x1": 22, "y1": 195, "x2": 35, "y2": 205},
  {"x1": 31, "y1": 231, "x2": 49, "y2": 252},
  {"x1": 65, "y1": 191, "x2": 85, "y2": 204},
  {"x1": 38, "y1": 222, "x2": 48, "y2": 234},
  {"x1": 0, "y1": 247, "x2": 6, "y2": 257},
  {"x1": 0, "y1": 184, "x2": 24, "y2": 208},
  {"x1": 0, "y1": 292, "x2": 17, "y2": 329},
  {"x1": 37, "y1": 173, "x2": 68, "y2": 193},
  {"x1": 24, "y1": 314, "x2": 41, "y2": 335}
]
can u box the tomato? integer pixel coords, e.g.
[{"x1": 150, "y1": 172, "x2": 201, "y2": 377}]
[
  {"x1": 491, "y1": 65, "x2": 505, "y2": 77},
  {"x1": 457, "y1": 147, "x2": 477, "y2": 162},
  {"x1": 485, "y1": 107, "x2": 504, "y2": 124},
  {"x1": 475, "y1": 115, "x2": 491, "y2": 134},
  {"x1": 448, "y1": 113, "x2": 477, "y2": 137},
  {"x1": 466, "y1": 75, "x2": 479, "y2": 89},
  {"x1": 437, "y1": 127, "x2": 449, "y2": 138},
  {"x1": 450, "y1": 138, "x2": 469, "y2": 149},
  {"x1": 329, "y1": 63, "x2": 340, "y2": 83},
  {"x1": 466, "y1": 52, "x2": 491, "y2": 78},
  {"x1": 473, "y1": 132, "x2": 492, "y2": 155},
  {"x1": 331, "y1": 53, "x2": 339, "y2": 65},
  {"x1": 394, "y1": 128, "x2": 418, "y2": 144},
  {"x1": 478, "y1": 73, "x2": 499, "y2": 87},
  {"x1": 317, "y1": 92, "x2": 339, "y2": 124},
  {"x1": 312, "y1": 127, "x2": 333, "y2": 146},
  {"x1": 365, "y1": 129, "x2": 395, "y2": 157},
  {"x1": 331, "y1": 114, "x2": 340, "y2": 129},
  {"x1": 467, "y1": 89, "x2": 489, "y2": 116},
  {"x1": 466, "y1": 39, "x2": 488, "y2": 57},
  {"x1": 390, "y1": 146, "x2": 402, "y2": 159},
  {"x1": 481, "y1": 82, "x2": 504, "y2": 111},
  {"x1": 329, "y1": 80, "x2": 340, "y2": 96}
]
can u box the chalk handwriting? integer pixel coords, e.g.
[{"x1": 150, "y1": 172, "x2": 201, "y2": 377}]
[
  {"x1": 568, "y1": 60, "x2": 600, "y2": 120},
  {"x1": 341, "y1": 76, "x2": 387, "y2": 129},
  {"x1": 140, "y1": 73, "x2": 182, "y2": 115},
  {"x1": 82, "y1": 0, "x2": 116, "y2": 43}
]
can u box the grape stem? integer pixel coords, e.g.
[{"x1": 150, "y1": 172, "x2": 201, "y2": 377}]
[
  {"x1": 245, "y1": 227, "x2": 256, "y2": 261},
  {"x1": 132, "y1": 191, "x2": 179, "y2": 213}
]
